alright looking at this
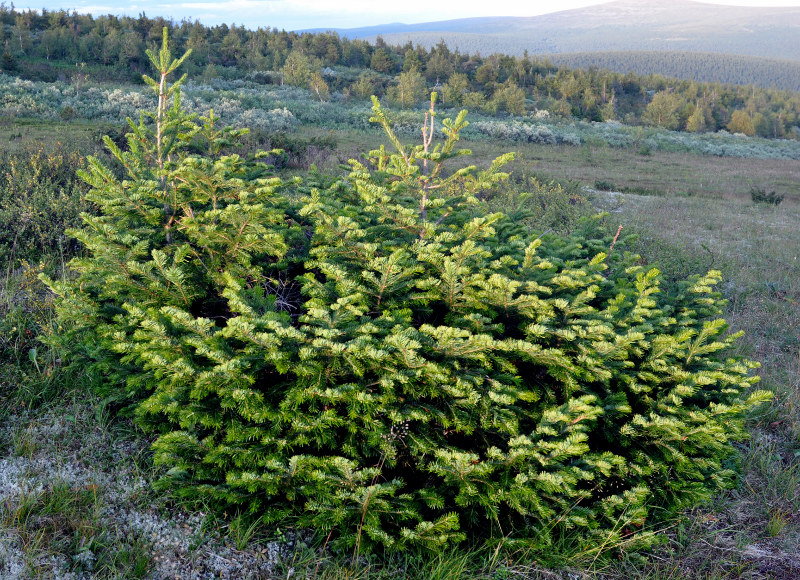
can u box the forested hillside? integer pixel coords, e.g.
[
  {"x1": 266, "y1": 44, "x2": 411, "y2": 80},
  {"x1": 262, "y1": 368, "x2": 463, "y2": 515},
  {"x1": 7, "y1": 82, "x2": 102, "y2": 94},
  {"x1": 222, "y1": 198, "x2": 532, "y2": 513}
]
[
  {"x1": 2, "y1": 6, "x2": 800, "y2": 138},
  {"x1": 545, "y1": 51, "x2": 800, "y2": 92}
]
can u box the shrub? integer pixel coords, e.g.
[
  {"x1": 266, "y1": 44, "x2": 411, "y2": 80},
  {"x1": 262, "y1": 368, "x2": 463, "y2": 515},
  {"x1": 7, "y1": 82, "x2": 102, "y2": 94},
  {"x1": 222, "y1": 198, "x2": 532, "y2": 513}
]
[
  {"x1": 0, "y1": 144, "x2": 92, "y2": 268},
  {"x1": 594, "y1": 180, "x2": 616, "y2": 191},
  {"x1": 750, "y1": 186, "x2": 784, "y2": 206},
  {"x1": 47, "y1": 33, "x2": 768, "y2": 557},
  {"x1": 487, "y1": 175, "x2": 592, "y2": 236},
  {"x1": 59, "y1": 105, "x2": 76, "y2": 120},
  {"x1": 0, "y1": 258, "x2": 68, "y2": 411},
  {"x1": 250, "y1": 131, "x2": 337, "y2": 170}
]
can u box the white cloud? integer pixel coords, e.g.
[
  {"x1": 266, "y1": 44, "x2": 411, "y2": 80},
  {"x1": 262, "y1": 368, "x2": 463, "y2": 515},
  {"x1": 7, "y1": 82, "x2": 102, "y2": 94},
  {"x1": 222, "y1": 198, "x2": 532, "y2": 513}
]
[{"x1": 70, "y1": 4, "x2": 126, "y2": 13}]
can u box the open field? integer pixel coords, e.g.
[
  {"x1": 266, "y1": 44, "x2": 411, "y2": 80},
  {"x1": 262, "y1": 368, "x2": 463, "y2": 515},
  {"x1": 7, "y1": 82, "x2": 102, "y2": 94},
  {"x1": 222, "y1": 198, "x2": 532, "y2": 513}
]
[{"x1": 512, "y1": 146, "x2": 800, "y2": 204}]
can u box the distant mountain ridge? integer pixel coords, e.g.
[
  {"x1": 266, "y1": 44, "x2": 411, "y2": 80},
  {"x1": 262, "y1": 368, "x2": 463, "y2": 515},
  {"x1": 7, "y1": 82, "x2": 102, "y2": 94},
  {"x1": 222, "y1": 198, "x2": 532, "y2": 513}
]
[{"x1": 300, "y1": 0, "x2": 800, "y2": 62}]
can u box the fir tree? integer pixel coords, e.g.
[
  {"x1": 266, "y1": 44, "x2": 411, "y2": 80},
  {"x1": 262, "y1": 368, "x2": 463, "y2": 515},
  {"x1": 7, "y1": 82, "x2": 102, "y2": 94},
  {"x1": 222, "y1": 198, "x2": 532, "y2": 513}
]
[{"x1": 46, "y1": 31, "x2": 769, "y2": 557}]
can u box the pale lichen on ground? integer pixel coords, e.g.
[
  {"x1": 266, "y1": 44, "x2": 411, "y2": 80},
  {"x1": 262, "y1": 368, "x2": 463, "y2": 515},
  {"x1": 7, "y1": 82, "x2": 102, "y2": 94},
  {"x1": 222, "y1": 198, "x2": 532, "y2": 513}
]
[{"x1": 0, "y1": 404, "x2": 293, "y2": 579}]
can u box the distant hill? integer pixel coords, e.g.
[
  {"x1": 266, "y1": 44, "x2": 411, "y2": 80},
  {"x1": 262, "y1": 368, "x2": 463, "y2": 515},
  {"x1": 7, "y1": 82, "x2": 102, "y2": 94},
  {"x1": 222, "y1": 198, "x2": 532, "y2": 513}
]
[
  {"x1": 545, "y1": 51, "x2": 800, "y2": 92},
  {"x1": 301, "y1": 0, "x2": 800, "y2": 62}
]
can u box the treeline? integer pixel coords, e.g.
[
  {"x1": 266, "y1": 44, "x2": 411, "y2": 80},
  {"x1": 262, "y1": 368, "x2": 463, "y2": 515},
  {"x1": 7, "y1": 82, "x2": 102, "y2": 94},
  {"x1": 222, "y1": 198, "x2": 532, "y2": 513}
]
[
  {"x1": 1, "y1": 5, "x2": 800, "y2": 138},
  {"x1": 547, "y1": 51, "x2": 800, "y2": 93},
  {"x1": 370, "y1": 27, "x2": 800, "y2": 72}
]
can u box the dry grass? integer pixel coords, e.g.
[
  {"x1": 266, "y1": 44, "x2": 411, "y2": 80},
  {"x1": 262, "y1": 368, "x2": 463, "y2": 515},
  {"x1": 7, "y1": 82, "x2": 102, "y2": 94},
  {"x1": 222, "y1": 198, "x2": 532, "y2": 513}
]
[{"x1": 515, "y1": 142, "x2": 800, "y2": 202}]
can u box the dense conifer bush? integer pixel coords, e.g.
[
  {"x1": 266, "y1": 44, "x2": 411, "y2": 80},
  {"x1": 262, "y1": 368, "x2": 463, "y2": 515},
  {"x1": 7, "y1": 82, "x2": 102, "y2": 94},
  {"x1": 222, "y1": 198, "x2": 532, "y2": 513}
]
[{"x1": 46, "y1": 33, "x2": 768, "y2": 556}]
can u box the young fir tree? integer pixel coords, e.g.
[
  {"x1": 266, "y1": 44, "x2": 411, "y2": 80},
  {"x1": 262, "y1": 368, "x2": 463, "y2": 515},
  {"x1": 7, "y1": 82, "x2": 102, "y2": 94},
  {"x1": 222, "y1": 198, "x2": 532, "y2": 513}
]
[
  {"x1": 46, "y1": 32, "x2": 769, "y2": 557},
  {"x1": 43, "y1": 30, "x2": 305, "y2": 406}
]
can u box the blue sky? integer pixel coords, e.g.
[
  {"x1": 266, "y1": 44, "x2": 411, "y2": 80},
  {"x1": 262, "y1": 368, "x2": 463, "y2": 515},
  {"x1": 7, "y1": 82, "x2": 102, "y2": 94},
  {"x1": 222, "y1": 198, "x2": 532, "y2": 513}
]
[{"x1": 18, "y1": 0, "x2": 800, "y2": 31}]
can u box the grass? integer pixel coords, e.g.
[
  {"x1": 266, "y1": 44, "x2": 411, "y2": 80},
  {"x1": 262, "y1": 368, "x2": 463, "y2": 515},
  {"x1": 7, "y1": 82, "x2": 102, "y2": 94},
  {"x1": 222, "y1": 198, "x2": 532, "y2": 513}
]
[
  {"x1": 0, "y1": 117, "x2": 107, "y2": 154},
  {"x1": 493, "y1": 141, "x2": 800, "y2": 204},
  {"x1": 3, "y1": 479, "x2": 153, "y2": 577},
  {"x1": 2, "y1": 113, "x2": 800, "y2": 577},
  {"x1": 0, "y1": 394, "x2": 156, "y2": 578}
]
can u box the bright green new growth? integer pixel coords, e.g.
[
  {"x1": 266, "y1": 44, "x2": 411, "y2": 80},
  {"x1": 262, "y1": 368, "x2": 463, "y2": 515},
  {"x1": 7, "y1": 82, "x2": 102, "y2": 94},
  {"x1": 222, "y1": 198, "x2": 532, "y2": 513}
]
[{"x1": 45, "y1": 31, "x2": 769, "y2": 557}]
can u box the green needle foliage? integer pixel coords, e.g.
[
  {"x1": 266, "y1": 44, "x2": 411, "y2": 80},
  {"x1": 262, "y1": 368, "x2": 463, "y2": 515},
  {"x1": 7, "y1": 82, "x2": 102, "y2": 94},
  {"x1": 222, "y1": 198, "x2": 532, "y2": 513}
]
[{"x1": 45, "y1": 31, "x2": 769, "y2": 558}]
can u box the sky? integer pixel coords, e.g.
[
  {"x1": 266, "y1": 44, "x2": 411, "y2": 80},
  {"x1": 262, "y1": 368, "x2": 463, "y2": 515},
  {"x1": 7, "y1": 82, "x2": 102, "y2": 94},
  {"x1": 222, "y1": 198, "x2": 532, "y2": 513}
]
[{"x1": 18, "y1": 0, "x2": 800, "y2": 31}]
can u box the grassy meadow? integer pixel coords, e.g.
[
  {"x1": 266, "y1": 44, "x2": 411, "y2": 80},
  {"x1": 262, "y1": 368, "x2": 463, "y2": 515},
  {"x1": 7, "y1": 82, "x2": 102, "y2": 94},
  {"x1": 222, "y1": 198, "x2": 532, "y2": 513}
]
[{"x1": 1, "y1": 73, "x2": 799, "y2": 578}]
